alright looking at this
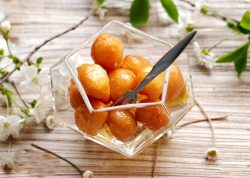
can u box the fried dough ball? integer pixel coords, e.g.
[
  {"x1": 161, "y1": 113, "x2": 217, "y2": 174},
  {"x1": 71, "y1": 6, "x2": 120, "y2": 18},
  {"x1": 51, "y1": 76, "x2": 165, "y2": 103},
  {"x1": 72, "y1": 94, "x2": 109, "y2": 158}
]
[
  {"x1": 107, "y1": 110, "x2": 137, "y2": 141},
  {"x1": 135, "y1": 104, "x2": 170, "y2": 131},
  {"x1": 68, "y1": 79, "x2": 85, "y2": 109},
  {"x1": 165, "y1": 64, "x2": 184, "y2": 103},
  {"x1": 121, "y1": 55, "x2": 149, "y2": 74},
  {"x1": 75, "y1": 100, "x2": 108, "y2": 136},
  {"x1": 136, "y1": 65, "x2": 165, "y2": 101},
  {"x1": 70, "y1": 78, "x2": 75, "y2": 86},
  {"x1": 91, "y1": 33, "x2": 124, "y2": 72},
  {"x1": 77, "y1": 64, "x2": 110, "y2": 102},
  {"x1": 109, "y1": 68, "x2": 136, "y2": 102}
]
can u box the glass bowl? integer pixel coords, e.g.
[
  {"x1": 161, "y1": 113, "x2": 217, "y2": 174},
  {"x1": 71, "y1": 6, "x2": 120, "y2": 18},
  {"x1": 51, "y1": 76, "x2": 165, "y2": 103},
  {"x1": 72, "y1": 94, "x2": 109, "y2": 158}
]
[{"x1": 50, "y1": 20, "x2": 195, "y2": 157}]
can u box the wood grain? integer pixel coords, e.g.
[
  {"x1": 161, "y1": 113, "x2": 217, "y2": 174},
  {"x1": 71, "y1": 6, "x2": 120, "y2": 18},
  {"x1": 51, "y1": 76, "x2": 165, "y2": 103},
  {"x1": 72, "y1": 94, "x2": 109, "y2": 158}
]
[{"x1": 0, "y1": 0, "x2": 250, "y2": 177}]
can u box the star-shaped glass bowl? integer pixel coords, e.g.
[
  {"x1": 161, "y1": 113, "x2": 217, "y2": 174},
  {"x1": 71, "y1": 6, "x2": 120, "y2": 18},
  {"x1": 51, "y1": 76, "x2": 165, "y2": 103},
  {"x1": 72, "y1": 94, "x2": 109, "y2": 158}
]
[{"x1": 50, "y1": 20, "x2": 195, "y2": 157}]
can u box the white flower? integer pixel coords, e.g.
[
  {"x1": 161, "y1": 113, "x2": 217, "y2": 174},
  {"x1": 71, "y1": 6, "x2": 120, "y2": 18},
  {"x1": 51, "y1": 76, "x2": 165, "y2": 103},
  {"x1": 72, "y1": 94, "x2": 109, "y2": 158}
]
[
  {"x1": 54, "y1": 87, "x2": 70, "y2": 110},
  {"x1": 33, "y1": 106, "x2": 46, "y2": 124},
  {"x1": 96, "y1": 6, "x2": 107, "y2": 21},
  {"x1": 156, "y1": 1, "x2": 174, "y2": 26},
  {"x1": 192, "y1": 0, "x2": 205, "y2": 22},
  {"x1": 0, "y1": 21, "x2": 11, "y2": 35},
  {"x1": 158, "y1": 12, "x2": 174, "y2": 25},
  {"x1": 20, "y1": 66, "x2": 50, "y2": 93},
  {"x1": 177, "y1": 11, "x2": 195, "y2": 39},
  {"x1": 166, "y1": 130, "x2": 172, "y2": 139},
  {"x1": 119, "y1": 23, "x2": 143, "y2": 44},
  {"x1": 45, "y1": 115, "x2": 56, "y2": 130},
  {"x1": 0, "y1": 115, "x2": 24, "y2": 141},
  {"x1": 82, "y1": 170, "x2": 95, "y2": 178},
  {"x1": 51, "y1": 65, "x2": 71, "y2": 110},
  {"x1": 0, "y1": 36, "x2": 15, "y2": 72},
  {"x1": 33, "y1": 91, "x2": 52, "y2": 123},
  {"x1": 68, "y1": 53, "x2": 84, "y2": 70},
  {"x1": 205, "y1": 147, "x2": 219, "y2": 160},
  {"x1": 92, "y1": 0, "x2": 107, "y2": 20},
  {"x1": 23, "y1": 114, "x2": 36, "y2": 129},
  {"x1": 0, "y1": 151, "x2": 15, "y2": 169},
  {"x1": 193, "y1": 41, "x2": 215, "y2": 69},
  {"x1": 24, "y1": 90, "x2": 52, "y2": 125}
]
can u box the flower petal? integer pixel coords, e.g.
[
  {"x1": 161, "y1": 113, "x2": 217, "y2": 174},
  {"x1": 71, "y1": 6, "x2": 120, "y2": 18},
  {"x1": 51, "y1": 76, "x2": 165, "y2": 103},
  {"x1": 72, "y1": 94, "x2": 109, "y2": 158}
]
[
  {"x1": 25, "y1": 66, "x2": 38, "y2": 80},
  {"x1": 20, "y1": 80, "x2": 41, "y2": 93},
  {"x1": 45, "y1": 115, "x2": 56, "y2": 130},
  {"x1": 39, "y1": 67, "x2": 49, "y2": 77}
]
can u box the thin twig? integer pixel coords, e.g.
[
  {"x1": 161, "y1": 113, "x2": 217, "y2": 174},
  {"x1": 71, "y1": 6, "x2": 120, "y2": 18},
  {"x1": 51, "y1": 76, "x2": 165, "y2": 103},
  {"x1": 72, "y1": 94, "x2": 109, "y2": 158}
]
[
  {"x1": 175, "y1": 116, "x2": 227, "y2": 129},
  {"x1": 0, "y1": 16, "x2": 89, "y2": 84},
  {"x1": 31, "y1": 143, "x2": 84, "y2": 175},
  {"x1": 180, "y1": 0, "x2": 238, "y2": 22},
  {"x1": 208, "y1": 32, "x2": 240, "y2": 52},
  {"x1": 152, "y1": 137, "x2": 162, "y2": 178},
  {"x1": 152, "y1": 116, "x2": 227, "y2": 176},
  {"x1": 195, "y1": 99, "x2": 216, "y2": 147},
  {"x1": 11, "y1": 81, "x2": 28, "y2": 108},
  {"x1": 181, "y1": 0, "x2": 195, "y2": 7}
]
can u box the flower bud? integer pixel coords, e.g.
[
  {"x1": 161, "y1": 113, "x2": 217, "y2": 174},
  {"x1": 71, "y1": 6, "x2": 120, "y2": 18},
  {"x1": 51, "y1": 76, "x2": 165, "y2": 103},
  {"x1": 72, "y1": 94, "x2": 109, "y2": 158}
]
[
  {"x1": 45, "y1": 115, "x2": 56, "y2": 130},
  {"x1": 201, "y1": 49, "x2": 209, "y2": 56},
  {"x1": 1, "y1": 152, "x2": 15, "y2": 169},
  {"x1": 201, "y1": 6, "x2": 209, "y2": 14},
  {"x1": 186, "y1": 24, "x2": 194, "y2": 32},
  {"x1": 82, "y1": 170, "x2": 94, "y2": 178},
  {"x1": 205, "y1": 147, "x2": 219, "y2": 160},
  {"x1": 0, "y1": 21, "x2": 12, "y2": 39}
]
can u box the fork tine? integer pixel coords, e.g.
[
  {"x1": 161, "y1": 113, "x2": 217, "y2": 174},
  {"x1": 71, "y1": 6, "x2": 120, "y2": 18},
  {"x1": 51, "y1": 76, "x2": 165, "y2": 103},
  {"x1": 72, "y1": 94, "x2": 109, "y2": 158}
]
[
  {"x1": 112, "y1": 97, "x2": 124, "y2": 106},
  {"x1": 112, "y1": 92, "x2": 129, "y2": 106},
  {"x1": 130, "y1": 98, "x2": 136, "y2": 104},
  {"x1": 121, "y1": 95, "x2": 133, "y2": 105}
]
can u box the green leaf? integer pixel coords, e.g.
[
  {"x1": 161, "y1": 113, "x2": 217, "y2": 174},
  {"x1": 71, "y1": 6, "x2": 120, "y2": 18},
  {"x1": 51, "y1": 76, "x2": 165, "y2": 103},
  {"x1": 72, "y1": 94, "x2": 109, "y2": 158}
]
[
  {"x1": 96, "y1": 0, "x2": 105, "y2": 5},
  {"x1": 160, "y1": 0, "x2": 179, "y2": 23},
  {"x1": 130, "y1": 0, "x2": 149, "y2": 27},
  {"x1": 36, "y1": 57, "x2": 43, "y2": 65},
  {"x1": 240, "y1": 11, "x2": 250, "y2": 31},
  {"x1": 234, "y1": 42, "x2": 249, "y2": 77},
  {"x1": 237, "y1": 22, "x2": 250, "y2": 34},
  {"x1": 216, "y1": 41, "x2": 249, "y2": 63}
]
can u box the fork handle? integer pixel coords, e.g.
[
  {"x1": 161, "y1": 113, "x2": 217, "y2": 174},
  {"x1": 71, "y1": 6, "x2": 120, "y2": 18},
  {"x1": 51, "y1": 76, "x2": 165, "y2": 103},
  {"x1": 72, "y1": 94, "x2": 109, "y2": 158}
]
[{"x1": 134, "y1": 31, "x2": 197, "y2": 94}]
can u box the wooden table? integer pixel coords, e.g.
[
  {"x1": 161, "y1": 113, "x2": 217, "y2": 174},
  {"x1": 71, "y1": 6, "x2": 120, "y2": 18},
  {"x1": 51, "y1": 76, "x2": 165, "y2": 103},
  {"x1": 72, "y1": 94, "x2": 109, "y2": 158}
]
[{"x1": 0, "y1": 0, "x2": 250, "y2": 177}]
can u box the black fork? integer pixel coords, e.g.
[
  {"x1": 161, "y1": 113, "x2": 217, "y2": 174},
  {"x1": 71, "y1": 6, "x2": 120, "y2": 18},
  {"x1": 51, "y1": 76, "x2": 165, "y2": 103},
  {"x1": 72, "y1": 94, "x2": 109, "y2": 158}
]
[{"x1": 112, "y1": 31, "x2": 197, "y2": 106}]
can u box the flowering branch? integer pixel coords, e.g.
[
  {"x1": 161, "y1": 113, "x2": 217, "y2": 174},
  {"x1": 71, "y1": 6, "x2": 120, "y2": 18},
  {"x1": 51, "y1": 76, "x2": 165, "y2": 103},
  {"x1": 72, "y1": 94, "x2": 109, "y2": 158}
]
[
  {"x1": 180, "y1": 0, "x2": 238, "y2": 23},
  {"x1": 207, "y1": 32, "x2": 240, "y2": 53},
  {"x1": 11, "y1": 81, "x2": 28, "y2": 108},
  {"x1": 194, "y1": 99, "x2": 221, "y2": 160},
  {"x1": 152, "y1": 115, "x2": 227, "y2": 175},
  {"x1": 31, "y1": 144, "x2": 94, "y2": 177},
  {"x1": 195, "y1": 99, "x2": 215, "y2": 146},
  {"x1": 0, "y1": 16, "x2": 89, "y2": 84},
  {"x1": 175, "y1": 116, "x2": 227, "y2": 129}
]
